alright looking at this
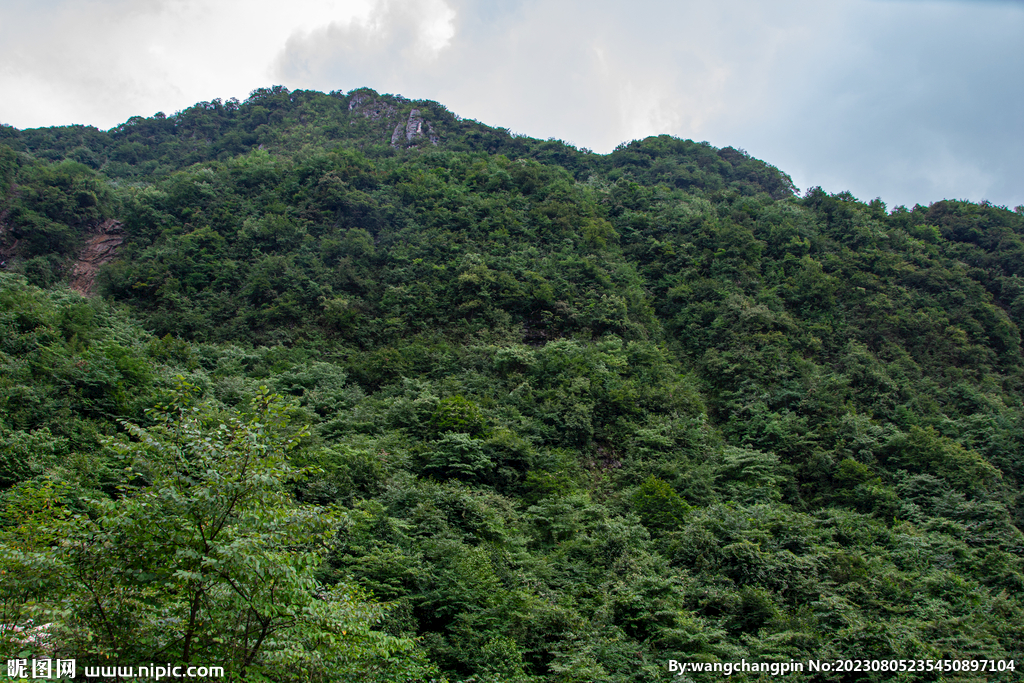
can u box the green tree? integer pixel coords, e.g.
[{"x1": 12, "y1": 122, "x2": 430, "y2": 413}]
[
  {"x1": 30, "y1": 382, "x2": 427, "y2": 681},
  {"x1": 632, "y1": 475, "x2": 690, "y2": 531},
  {"x1": 429, "y1": 395, "x2": 488, "y2": 438}
]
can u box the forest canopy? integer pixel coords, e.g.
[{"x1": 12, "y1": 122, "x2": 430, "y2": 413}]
[{"x1": 1, "y1": 86, "x2": 1023, "y2": 682}]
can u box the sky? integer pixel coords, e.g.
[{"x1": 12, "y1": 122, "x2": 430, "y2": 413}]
[{"x1": 1, "y1": 0, "x2": 1021, "y2": 209}]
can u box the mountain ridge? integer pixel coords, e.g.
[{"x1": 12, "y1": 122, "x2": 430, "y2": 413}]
[{"x1": 0, "y1": 85, "x2": 797, "y2": 199}]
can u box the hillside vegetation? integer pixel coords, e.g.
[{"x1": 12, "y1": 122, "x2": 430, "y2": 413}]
[{"x1": 1, "y1": 86, "x2": 1023, "y2": 682}]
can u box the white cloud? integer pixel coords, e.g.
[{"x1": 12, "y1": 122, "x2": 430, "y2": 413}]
[{"x1": 0, "y1": 0, "x2": 373, "y2": 127}]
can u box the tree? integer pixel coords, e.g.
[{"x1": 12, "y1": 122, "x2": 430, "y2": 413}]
[
  {"x1": 428, "y1": 395, "x2": 488, "y2": 438},
  {"x1": 29, "y1": 381, "x2": 429, "y2": 682},
  {"x1": 632, "y1": 476, "x2": 690, "y2": 532}
]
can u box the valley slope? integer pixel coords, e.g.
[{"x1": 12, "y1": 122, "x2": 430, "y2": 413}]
[{"x1": 1, "y1": 87, "x2": 1023, "y2": 682}]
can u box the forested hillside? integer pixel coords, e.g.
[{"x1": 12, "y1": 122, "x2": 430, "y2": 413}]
[{"x1": 2, "y1": 86, "x2": 1023, "y2": 682}]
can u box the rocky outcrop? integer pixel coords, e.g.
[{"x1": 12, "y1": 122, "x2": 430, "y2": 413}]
[
  {"x1": 348, "y1": 92, "x2": 397, "y2": 120},
  {"x1": 70, "y1": 218, "x2": 123, "y2": 295},
  {"x1": 346, "y1": 91, "x2": 442, "y2": 147},
  {"x1": 391, "y1": 109, "x2": 440, "y2": 147}
]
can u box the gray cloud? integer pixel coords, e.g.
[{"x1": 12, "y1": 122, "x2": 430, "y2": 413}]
[
  {"x1": 0, "y1": 0, "x2": 1018, "y2": 209},
  {"x1": 277, "y1": 0, "x2": 457, "y2": 86},
  {"x1": 276, "y1": 0, "x2": 826, "y2": 144},
  {"x1": 274, "y1": 0, "x2": 1023, "y2": 208},
  {"x1": 744, "y1": 0, "x2": 1024, "y2": 206}
]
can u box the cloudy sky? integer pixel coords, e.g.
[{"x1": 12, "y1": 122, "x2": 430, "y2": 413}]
[{"x1": 1, "y1": 0, "x2": 1021, "y2": 208}]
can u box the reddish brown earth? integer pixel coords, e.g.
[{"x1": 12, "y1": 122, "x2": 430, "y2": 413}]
[{"x1": 70, "y1": 218, "x2": 123, "y2": 295}]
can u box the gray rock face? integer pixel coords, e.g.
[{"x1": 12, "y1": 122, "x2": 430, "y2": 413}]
[
  {"x1": 348, "y1": 93, "x2": 397, "y2": 120},
  {"x1": 391, "y1": 109, "x2": 440, "y2": 146}
]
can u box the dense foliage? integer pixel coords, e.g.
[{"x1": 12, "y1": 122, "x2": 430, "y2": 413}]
[{"x1": 2, "y1": 86, "x2": 1023, "y2": 682}]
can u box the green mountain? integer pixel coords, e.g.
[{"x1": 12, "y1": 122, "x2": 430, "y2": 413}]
[{"x1": 1, "y1": 87, "x2": 1023, "y2": 682}]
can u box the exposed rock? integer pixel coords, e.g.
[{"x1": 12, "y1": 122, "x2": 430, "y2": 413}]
[
  {"x1": 348, "y1": 93, "x2": 397, "y2": 121},
  {"x1": 348, "y1": 92, "x2": 371, "y2": 111},
  {"x1": 390, "y1": 123, "x2": 405, "y2": 145},
  {"x1": 391, "y1": 109, "x2": 440, "y2": 146},
  {"x1": 70, "y1": 218, "x2": 124, "y2": 295}
]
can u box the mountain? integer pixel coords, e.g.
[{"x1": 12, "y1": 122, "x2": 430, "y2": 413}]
[{"x1": 1, "y1": 86, "x2": 1023, "y2": 682}]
